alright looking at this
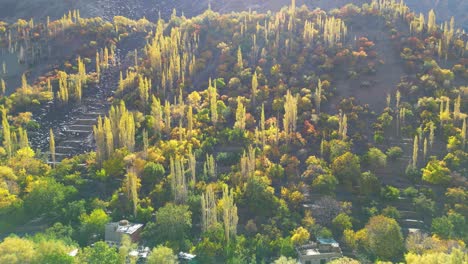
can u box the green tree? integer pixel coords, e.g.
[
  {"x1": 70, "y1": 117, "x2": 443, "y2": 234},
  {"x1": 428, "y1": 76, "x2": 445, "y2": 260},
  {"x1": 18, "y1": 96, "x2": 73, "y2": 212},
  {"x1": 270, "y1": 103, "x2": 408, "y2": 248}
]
[
  {"x1": 242, "y1": 176, "x2": 279, "y2": 217},
  {"x1": 142, "y1": 162, "x2": 165, "y2": 187},
  {"x1": 79, "y1": 209, "x2": 111, "y2": 243},
  {"x1": 431, "y1": 216, "x2": 453, "y2": 239},
  {"x1": 24, "y1": 178, "x2": 76, "y2": 218},
  {"x1": 360, "y1": 171, "x2": 380, "y2": 196},
  {"x1": 381, "y1": 206, "x2": 401, "y2": 220},
  {"x1": 365, "y1": 215, "x2": 404, "y2": 261},
  {"x1": 332, "y1": 213, "x2": 353, "y2": 234},
  {"x1": 34, "y1": 239, "x2": 74, "y2": 264},
  {"x1": 413, "y1": 194, "x2": 435, "y2": 220},
  {"x1": 79, "y1": 241, "x2": 119, "y2": 264},
  {"x1": 142, "y1": 203, "x2": 192, "y2": 249},
  {"x1": 273, "y1": 256, "x2": 297, "y2": 264},
  {"x1": 364, "y1": 147, "x2": 387, "y2": 171},
  {"x1": 147, "y1": 245, "x2": 177, "y2": 264},
  {"x1": 311, "y1": 173, "x2": 338, "y2": 194}
]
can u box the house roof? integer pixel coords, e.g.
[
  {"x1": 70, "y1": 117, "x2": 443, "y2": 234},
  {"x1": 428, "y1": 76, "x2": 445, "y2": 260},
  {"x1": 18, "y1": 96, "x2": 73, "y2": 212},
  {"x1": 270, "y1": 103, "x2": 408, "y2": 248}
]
[
  {"x1": 317, "y1": 237, "x2": 339, "y2": 247},
  {"x1": 116, "y1": 223, "x2": 143, "y2": 235}
]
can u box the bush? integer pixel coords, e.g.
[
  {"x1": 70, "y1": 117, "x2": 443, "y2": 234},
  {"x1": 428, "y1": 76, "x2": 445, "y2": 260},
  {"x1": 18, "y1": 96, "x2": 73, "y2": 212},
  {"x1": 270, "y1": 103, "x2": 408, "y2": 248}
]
[
  {"x1": 216, "y1": 152, "x2": 239, "y2": 166},
  {"x1": 402, "y1": 187, "x2": 418, "y2": 198},
  {"x1": 381, "y1": 186, "x2": 400, "y2": 201},
  {"x1": 381, "y1": 206, "x2": 400, "y2": 219},
  {"x1": 386, "y1": 146, "x2": 403, "y2": 160}
]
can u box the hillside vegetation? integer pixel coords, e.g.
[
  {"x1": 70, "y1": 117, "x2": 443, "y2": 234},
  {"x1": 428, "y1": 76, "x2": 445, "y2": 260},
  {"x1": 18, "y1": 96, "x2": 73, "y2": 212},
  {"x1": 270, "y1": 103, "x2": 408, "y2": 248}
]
[{"x1": 0, "y1": 0, "x2": 466, "y2": 263}]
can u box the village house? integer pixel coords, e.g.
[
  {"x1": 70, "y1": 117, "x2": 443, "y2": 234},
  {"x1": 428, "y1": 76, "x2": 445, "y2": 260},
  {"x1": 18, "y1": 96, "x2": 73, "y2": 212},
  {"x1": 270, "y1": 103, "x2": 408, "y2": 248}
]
[
  {"x1": 104, "y1": 220, "x2": 144, "y2": 244},
  {"x1": 296, "y1": 238, "x2": 343, "y2": 264}
]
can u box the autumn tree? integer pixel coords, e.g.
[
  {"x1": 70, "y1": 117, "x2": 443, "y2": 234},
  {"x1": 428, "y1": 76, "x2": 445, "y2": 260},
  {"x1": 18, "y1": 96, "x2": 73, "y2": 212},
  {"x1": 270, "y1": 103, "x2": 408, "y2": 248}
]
[
  {"x1": 422, "y1": 159, "x2": 451, "y2": 185},
  {"x1": 331, "y1": 152, "x2": 361, "y2": 190},
  {"x1": 2, "y1": 109, "x2": 11, "y2": 157},
  {"x1": 170, "y1": 155, "x2": 187, "y2": 203},
  {"x1": 221, "y1": 185, "x2": 238, "y2": 242},
  {"x1": 49, "y1": 129, "x2": 55, "y2": 167},
  {"x1": 201, "y1": 185, "x2": 217, "y2": 232},
  {"x1": 283, "y1": 90, "x2": 298, "y2": 137},
  {"x1": 0, "y1": 237, "x2": 36, "y2": 264},
  {"x1": 234, "y1": 96, "x2": 246, "y2": 130},
  {"x1": 251, "y1": 71, "x2": 258, "y2": 106},
  {"x1": 208, "y1": 80, "x2": 218, "y2": 124}
]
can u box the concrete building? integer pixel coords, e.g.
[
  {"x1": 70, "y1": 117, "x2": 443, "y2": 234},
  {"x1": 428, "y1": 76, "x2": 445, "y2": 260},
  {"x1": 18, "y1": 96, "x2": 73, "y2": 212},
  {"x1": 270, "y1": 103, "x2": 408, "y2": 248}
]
[
  {"x1": 105, "y1": 220, "x2": 143, "y2": 244},
  {"x1": 296, "y1": 238, "x2": 342, "y2": 264}
]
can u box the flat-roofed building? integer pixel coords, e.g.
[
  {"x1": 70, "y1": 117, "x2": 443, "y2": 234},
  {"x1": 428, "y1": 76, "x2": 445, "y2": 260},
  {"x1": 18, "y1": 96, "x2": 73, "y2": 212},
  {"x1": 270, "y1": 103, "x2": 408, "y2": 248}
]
[
  {"x1": 296, "y1": 238, "x2": 342, "y2": 264},
  {"x1": 105, "y1": 220, "x2": 143, "y2": 244}
]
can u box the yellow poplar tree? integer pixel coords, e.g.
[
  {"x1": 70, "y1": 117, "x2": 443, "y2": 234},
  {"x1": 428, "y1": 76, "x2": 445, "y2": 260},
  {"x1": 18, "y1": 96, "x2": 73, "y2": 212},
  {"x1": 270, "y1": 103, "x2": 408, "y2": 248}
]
[{"x1": 49, "y1": 129, "x2": 55, "y2": 167}]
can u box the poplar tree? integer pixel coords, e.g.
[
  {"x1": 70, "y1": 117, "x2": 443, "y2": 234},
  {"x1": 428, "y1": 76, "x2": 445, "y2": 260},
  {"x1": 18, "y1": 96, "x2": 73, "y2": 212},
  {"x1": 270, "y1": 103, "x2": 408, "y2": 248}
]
[
  {"x1": 49, "y1": 128, "x2": 56, "y2": 167},
  {"x1": 427, "y1": 9, "x2": 436, "y2": 34},
  {"x1": 187, "y1": 105, "x2": 193, "y2": 139},
  {"x1": 119, "y1": 110, "x2": 136, "y2": 152},
  {"x1": 189, "y1": 150, "x2": 196, "y2": 184},
  {"x1": 57, "y1": 71, "x2": 69, "y2": 104},
  {"x1": 201, "y1": 185, "x2": 217, "y2": 232},
  {"x1": 237, "y1": 47, "x2": 243, "y2": 69},
  {"x1": 260, "y1": 104, "x2": 266, "y2": 148},
  {"x1": 151, "y1": 95, "x2": 163, "y2": 133},
  {"x1": 2, "y1": 109, "x2": 11, "y2": 157},
  {"x1": 0, "y1": 79, "x2": 5, "y2": 95},
  {"x1": 234, "y1": 97, "x2": 246, "y2": 130},
  {"x1": 47, "y1": 78, "x2": 52, "y2": 93},
  {"x1": 96, "y1": 51, "x2": 100, "y2": 79},
  {"x1": 454, "y1": 95, "x2": 461, "y2": 120},
  {"x1": 171, "y1": 156, "x2": 187, "y2": 203},
  {"x1": 338, "y1": 111, "x2": 348, "y2": 140},
  {"x1": 104, "y1": 118, "x2": 114, "y2": 158},
  {"x1": 21, "y1": 74, "x2": 28, "y2": 90},
  {"x1": 315, "y1": 79, "x2": 322, "y2": 113},
  {"x1": 462, "y1": 117, "x2": 466, "y2": 150},
  {"x1": 17, "y1": 127, "x2": 28, "y2": 149},
  {"x1": 77, "y1": 56, "x2": 86, "y2": 83},
  {"x1": 396, "y1": 90, "x2": 401, "y2": 109},
  {"x1": 164, "y1": 101, "x2": 171, "y2": 134},
  {"x1": 126, "y1": 169, "x2": 139, "y2": 217},
  {"x1": 429, "y1": 122, "x2": 435, "y2": 148},
  {"x1": 142, "y1": 129, "x2": 148, "y2": 158},
  {"x1": 240, "y1": 145, "x2": 255, "y2": 179},
  {"x1": 138, "y1": 75, "x2": 149, "y2": 106},
  {"x1": 221, "y1": 185, "x2": 238, "y2": 243},
  {"x1": 204, "y1": 154, "x2": 216, "y2": 179},
  {"x1": 423, "y1": 137, "x2": 428, "y2": 161},
  {"x1": 283, "y1": 90, "x2": 298, "y2": 136},
  {"x1": 412, "y1": 135, "x2": 419, "y2": 168},
  {"x1": 93, "y1": 116, "x2": 105, "y2": 165},
  {"x1": 251, "y1": 71, "x2": 258, "y2": 106},
  {"x1": 208, "y1": 80, "x2": 218, "y2": 124}
]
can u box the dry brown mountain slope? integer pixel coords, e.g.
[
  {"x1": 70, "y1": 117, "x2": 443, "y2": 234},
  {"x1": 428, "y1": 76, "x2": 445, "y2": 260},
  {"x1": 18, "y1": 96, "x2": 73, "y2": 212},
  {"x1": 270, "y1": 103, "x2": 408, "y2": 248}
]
[{"x1": 0, "y1": 0, "x2": 465, "y2": 28}]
